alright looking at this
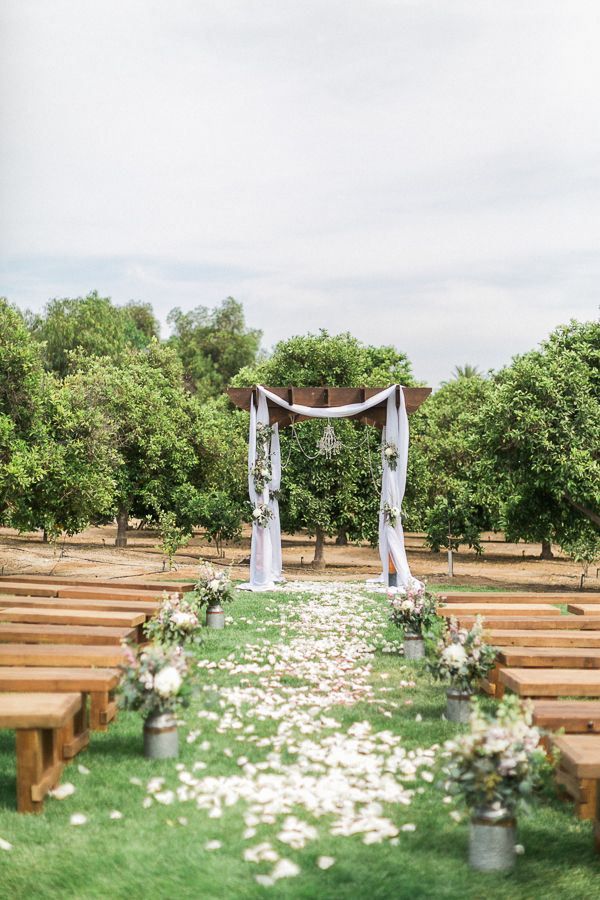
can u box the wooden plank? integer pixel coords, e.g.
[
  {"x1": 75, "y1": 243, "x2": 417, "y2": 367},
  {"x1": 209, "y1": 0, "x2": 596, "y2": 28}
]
[
  {"x1": 500, "y1": 667, "x2": 600, "y2": 697},
  {"x1": 0, "y1": 607, "x2": 144, "y2": 628},
  {"x1": 569, "y1": 605, "x2": 600, "y2": 616},
  {"x1": 0, "y1": 596, "x2": 159, "y2": 616},
  {"x1": 441, "y1": 592, "x2": 600, "y2": 604},
  {"x1": 0, "y1": 583, "x2": 59, "y2": 597},
  {"x1": 533, "y1": 701, "x2": 600, "y2": 733},
  {"x1": 488, "y1": 630, "x2": 600, "y2": 648},
  {"x1": 0, "y1": 644, "x2": 127, "y2": 667},
  {"x1": 0, "y1": 692, "x2": 81, "y2": 729},
  {"x1": 552, "y1": 735, "x2": 600, "y2": 779},
  {"x1": 57, "y1": 586, "x2": 164, "y2": 602},
  {"x1": 457, "y1": 615, "x2": 600, "y2": 630},
  {"x1": 0, "y1": 666, "x2": 119, "y2": 691},
  {"x1": 439, "y1": 603, "x2": 561, "y2": 617},
  {"x1": 0, "y1": 575, "x2": 191, "y2": 592},
  {"x1": 0, "y1": 623, "x2": 135, "y2": 646},
  {"x1": 497, "y1": 646, "x2": 600, "y2": 669}
]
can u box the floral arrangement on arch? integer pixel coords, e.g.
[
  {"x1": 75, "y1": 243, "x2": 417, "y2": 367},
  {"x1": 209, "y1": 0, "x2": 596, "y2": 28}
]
[
  {"x1": 442, "y1": 695, "x2": 551, "y2": 815},
  {"x1": 383, "y1": 441, "x2": 399, "y2": 470},
  {"x1": 388, "y1": 580, "x2": 438, "y2": 635},
  {"x1": 252, "y1": 422, "x2": 273, "y2": 493},
  {"x1": 383, "y1": 502, "x2": 400, "y2": 528},
  {"x1": 251, "y1": 502, "x2": 273, "y2": 529},
  {"x1": 427, "y1": 616, "x2": 497, "y2": 693},
  {"x1": 118, "y1": 643, "x2": 191, "y2": 718},
  {"x1": 192, "y1": 562, "x2": 235, "y2": 608},
  {"x1": 144, "y1": 593, "x2": 202, "y2": 647}
]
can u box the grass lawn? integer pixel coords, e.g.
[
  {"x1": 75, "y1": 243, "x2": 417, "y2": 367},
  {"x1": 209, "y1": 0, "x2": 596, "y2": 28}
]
[{"x1": 0, "y1": 582, "x2": 598, "y2": 899}]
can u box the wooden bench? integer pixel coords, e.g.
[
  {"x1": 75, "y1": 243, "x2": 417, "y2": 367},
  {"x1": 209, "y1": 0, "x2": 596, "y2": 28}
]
[
  {"x1": 487, "y1": 630, "x2": 600, "y2": 649},
  {"x1": 0, "y1": 692, "x2": 82, "y2": 812},
  {"x1": 0, "y1": 643, "x2": 127, "y2": 668},
  {"x1": 0, "y1": 606, "x2": 145, "y2": 632},
  {"x1": 0, "y1": 575, "x2": 191, "y2": 593},
  {"x1": 0, "y1": 623, "x2": 135, "y2": 646},
  {"x1": 459, "y1": 615, "x2": 600, "y2": 630},
  {"x1": 0, "y1": 667, "x2": 120, "y2": 731},
  {"x1": 533, "y1": 700, "x2": 600, "y2": 733},
  {"x1": 568, "y1": 605, "x2": 600, "y2": 616},
  {"x1": 500, "y1": 667, "x2": 600, "y2": 698},
  {"x1": 490, "y1": 648, "x2": 600, "y2": 698},
  {"x1": 0, "y1": 581, "x2": 164, "y2": 602},
  {"x1": 441, "y1": 591, "x2": 600, "y2": 604},
  {"x1": 439, "y1": 603, "x2": 561, "y2": 618},
  {"x1": 552, "y1": 735, "x2": 600, "y2": 837},
  {"x1": 0, "y1": 595, "x2": 159, "y2": 618}
]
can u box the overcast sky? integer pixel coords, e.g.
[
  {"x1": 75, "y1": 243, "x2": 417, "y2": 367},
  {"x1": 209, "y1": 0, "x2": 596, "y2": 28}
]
[{"x1": 1, "y1": 1, "x2": 598, "y2": 385}]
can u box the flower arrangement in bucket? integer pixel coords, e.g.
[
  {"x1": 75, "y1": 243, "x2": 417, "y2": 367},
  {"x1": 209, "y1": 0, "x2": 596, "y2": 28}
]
[
  {"x1": 426, "y1": 616, "x2": 497, "y2": 722},
  {"x1": 389, "y1": 581, "x2": 438, "y2": 660},
  {"x1": 118, "y1": 644, "x2": 191, "y2": 759},
  {"x1": 442, "y1": 695, "x2": 552, "y2": 872},
  {"x1": 192, "y1": 562, "x2": 235, "y2": 629},
  {"x1": 144, "y1": 593, "x2": 202, "y2": 648}
]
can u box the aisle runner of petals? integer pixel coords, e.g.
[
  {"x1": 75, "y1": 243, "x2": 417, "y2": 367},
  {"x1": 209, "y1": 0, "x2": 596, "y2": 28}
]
[{"x1": 141, "y1": 582, "x2": 437, "y2": 883}]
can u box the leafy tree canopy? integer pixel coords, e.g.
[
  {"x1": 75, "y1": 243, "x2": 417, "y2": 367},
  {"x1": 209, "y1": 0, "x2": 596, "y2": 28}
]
[
  {"x1": 168, "y1": 297, "x2": 262, "y2": 400},
  {"x1": 28, "y1": 291, "x2": 156, "y2": 376}
]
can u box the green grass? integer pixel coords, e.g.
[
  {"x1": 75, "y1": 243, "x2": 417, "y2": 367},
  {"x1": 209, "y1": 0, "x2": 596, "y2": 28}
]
[{"x1": 0, "y1": 586, "x2": 598, "y2": 899}]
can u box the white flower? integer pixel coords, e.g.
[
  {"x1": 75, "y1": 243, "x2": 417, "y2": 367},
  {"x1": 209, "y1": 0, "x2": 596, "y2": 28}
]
[
  {"x1": 252, "y1": 508, "x2": 262, "y2": 519},
  {"x1": 49, "y1": 782, "x2": 76, "y2": 800},
  {"x1": 514, "y1": 843, "x2": 525, "y2": 855},
  {"x1": 209, "y1": 579, "x2": 221, "y2": 591},
  {"x1": 384, "y1": 447, "x2": 394, "y2": 457},
  {"x1": 441, "y1": 643, "x2": 467, "y2": 668},
  {"x1": 317, "y1": 856, "x2": 336, "y2": 870},
  {"x1": 77, "y1": 764, "x2": 90, "y2": 775},
  {"x1": 205, "y1": 840, "x2": 222, "y2": 851},
  {"x1": 153, "y1": 666, "x2": 182, "y2": 697},
  {"x1": 69, "y1": 813, "x2": 87, "y2": 826},
  {"x1": 271, "y1": 859, "x2": 300, "y2": 880},
  {"x1": 109, "y1": 810, "x2": 123, "y2": 820},
  {"x1": 0, "y1": 837, "x2": 13, "y2": 852}
]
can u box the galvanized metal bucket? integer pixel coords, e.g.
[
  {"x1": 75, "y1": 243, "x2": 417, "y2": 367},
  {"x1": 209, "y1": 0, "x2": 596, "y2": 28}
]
[
  {"x1": 446, "y1": 689, "x2": 473, "y2": 723},
  {"x1": 206, "y1": 602, "x2": 225, "y2": 629},
  {"x1": 469, "y1": 806, "x2": 516, "y2": 872},
  {"x1": 403, "y1": 632, "x2": 425, "y2": 661},
  {"x1": 143, "y1": 713, "x2": 179, "y2": 759}
]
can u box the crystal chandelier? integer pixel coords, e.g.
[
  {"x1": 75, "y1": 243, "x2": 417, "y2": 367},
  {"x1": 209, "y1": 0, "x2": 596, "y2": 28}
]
[{"x1": 317, "y1": 420, "x2": 343, "y2": 459}]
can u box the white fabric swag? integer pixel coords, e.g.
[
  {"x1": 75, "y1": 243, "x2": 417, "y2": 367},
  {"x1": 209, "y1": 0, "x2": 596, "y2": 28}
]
[{"x1": 239, "y1": 384, "x2": 414, "y2": 591}]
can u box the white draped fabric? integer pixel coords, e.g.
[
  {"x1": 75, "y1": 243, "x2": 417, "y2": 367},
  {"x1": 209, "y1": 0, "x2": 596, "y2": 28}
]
[{"x1": 239, "y1": 384, "x2": 414, "y2": 591}]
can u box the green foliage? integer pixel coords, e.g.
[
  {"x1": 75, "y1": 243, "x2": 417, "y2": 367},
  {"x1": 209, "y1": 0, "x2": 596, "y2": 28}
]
[
  {"x1": 28, "y1": 291, "x2": 156, "y2": 376},
  {"x1": 168, "y1": 297, "x2": 262, "y2": 399},
  {"x1": 233, "y1": 330, "x2": 415, "y2": 561},
  {"x1": 480, "y1": 319, "x2": 600, "y2": 551},
  {"x1": 118, "y1": 643, "x2": 192, "y2": 718},
  {"x1": 157, "y1": 509, "x2": 192, "y2": 569},
  {"x1": 144, "y1": 594, "x2": 202, "y2": 648},
  {"x1": 426, "y1": 617, "x2": 497, "y2": 693},
  {"x1": 425, "y1": 491, "x2": 485, "y2": 554}
]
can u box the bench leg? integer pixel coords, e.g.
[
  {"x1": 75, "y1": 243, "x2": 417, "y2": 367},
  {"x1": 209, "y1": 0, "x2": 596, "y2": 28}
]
[
  {"x1": 90, "y1": 691, "x2": 117, "y2": 732},
  {"x1": 60, "y1": 693, "x2": 90, "y2": 760},
  {"x1": 16, "y1": 727, "x2": 63, "y2": 814},
  {"x1": 595, "y1": 779, "x2": 600, "y2": 853}
]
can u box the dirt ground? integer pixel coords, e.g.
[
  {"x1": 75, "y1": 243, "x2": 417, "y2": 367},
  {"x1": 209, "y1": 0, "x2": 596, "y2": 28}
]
[{"x1": 0, "y1": 524, "x2": 597, "y2": 593}]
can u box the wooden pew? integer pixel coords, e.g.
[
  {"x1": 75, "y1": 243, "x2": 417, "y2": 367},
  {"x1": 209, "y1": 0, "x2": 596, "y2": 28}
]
[
  {"x1": 490, "y1": 647, "x2": 600, "y2": 698},
  {"x1": 500, "y1": 667, "x2": 600, "y2": 698},
  {"x1": 0, "y1": 595, "x2": 159, "y2": 618},
  {"x1": 0, "y1": 643, "x2": 127, "y2": 668},
  {"x1": 0, "y1": 575, "x2": 191, "y2": 593},
  {"x1": 552, "y1": 735, "x2": 600, "y2": 838},
  {"x1": 0, "y1": 581, "x2": 164, "y2": 602},
  {"x1": 441, "y1": 591, "x2": 600, "y2": 604},
  {"x1": 0, "y1": 667, "x2": 120, "y2": 731},
  {"x1": 459, "y1": 616, "x2": 600, "y2": 630},
  {"x1": 439, "y1": 603, "x2": 561, "y2": 618},
  {"x1": 0, "y1": 622, "x2": 135, "y2": 646},
  {"x1": 0, "y1": 692, "x2": 83, "y2": 812},
  {"x1": 0, "y1": 606, "x2": 144, "y2": 630},
  {"x1": 487, "y1": 630, "x2": 600, "y2": 649}
]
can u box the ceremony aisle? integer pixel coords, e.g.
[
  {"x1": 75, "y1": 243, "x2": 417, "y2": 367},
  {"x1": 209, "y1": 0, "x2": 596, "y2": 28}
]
[{"x1": 0, "y1": 583, "x2": 597, "y2": 899}]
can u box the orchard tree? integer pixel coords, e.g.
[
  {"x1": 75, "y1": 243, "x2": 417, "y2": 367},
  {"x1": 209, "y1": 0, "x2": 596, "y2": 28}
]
[
  {"x1": 480, "y1": 319, "x2": 600, "y2": 558},
  {"x1": 28, "y1": 291, "x2": 155, "y2": 377},
  {"x1": 232, "y1": 330, "x2": 416, "y2": 566},
  {"x1": 168, "y1": 297, "x2": 262, "y2": 399}
]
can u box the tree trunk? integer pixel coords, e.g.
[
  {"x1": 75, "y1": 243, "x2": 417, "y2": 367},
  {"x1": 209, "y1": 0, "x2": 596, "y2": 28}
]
[
  {"x1": 564, "y1": 493, "x2": 600, "y2": 529},
  {"x1": 540, "y1": 539, "x2": 554, "y2": 560},
  {"x1": 42, "y1": 529, "x2": 48, "y2": 544},
  {"x1": 313, "y1": 526, "x2": 326, "y2": 569},
  {"x1": 336, "y1": 530, "x2": 348, "y2": 546},
  {"x1": 115, "y1": 506, "x2": 129, "y2": 548}
]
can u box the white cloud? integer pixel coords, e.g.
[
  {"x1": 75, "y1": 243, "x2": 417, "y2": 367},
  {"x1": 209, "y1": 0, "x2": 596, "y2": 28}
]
[{"x1": 1, "y1": 0, "x2": 598, "y2": 384}]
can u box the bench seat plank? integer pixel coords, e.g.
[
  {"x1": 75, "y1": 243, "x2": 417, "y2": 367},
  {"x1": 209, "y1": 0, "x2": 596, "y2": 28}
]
[
  {"x1": 0, "y1": 575, "x2": 190, "y2": 593},
  {"x1": 0, "y1": 607, "x2": 144, "y2": 628},
  {"x1": 460, "y1": 616, "x2": 600, "y2": 630},
  {"x1": 440, "y1": 591, "x2": 600, "y2": 603},
  {"x1": 497, "y1": 647, "x2": 600, "y2": 668},
  {"x1": 0, "y1": 596, "x2": 159, "y2": 616},
  {"x1": 488, "y1": 630, "x2": 600, "y2": 648},
  {"x1": 0, "y1": 623, "x2": 134, "y2": 645},
  {"x1": 500, "y1": 667, "x2": 600, "y2": 697},
  {"x1": 533, "y1": 701, "x2": 600, "y2": 733},
  {"x1": 0, "y1": 644, "x2": 127, "y2": 667},
  {"x1": 439, "y1": 603, "x2": 561, "y2": 618},
  {"x1": 568, "y1": 605, "x2": 600, "y2": 616},
  {"x1": 0, "y1": 692, "x2": 81, "y2": 729}
]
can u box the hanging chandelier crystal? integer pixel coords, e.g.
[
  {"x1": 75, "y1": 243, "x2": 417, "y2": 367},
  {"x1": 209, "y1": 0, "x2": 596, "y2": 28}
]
[{"x1": 317, "y1": 420, "x2": 343, "y2": 459}]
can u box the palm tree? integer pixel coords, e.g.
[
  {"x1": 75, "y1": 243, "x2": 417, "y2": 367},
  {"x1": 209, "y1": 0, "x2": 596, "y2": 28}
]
[{"x1": 452, "y1": 364, "x2": 482, "y2": 380}]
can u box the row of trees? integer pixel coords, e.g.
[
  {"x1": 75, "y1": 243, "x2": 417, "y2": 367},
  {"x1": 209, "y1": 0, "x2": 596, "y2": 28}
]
[{"x1": 1, "y1": 291, "x2": 598, "y2": 568}]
